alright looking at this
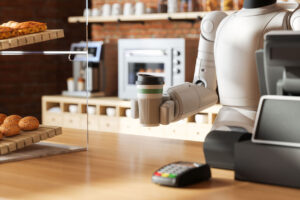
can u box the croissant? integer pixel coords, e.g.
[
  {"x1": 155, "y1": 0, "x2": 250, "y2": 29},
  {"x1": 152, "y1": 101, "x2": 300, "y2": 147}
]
[
  {"x1": 14, "y1": 21, "x2": 47, "y2": 35},
  {"x1": 0, "y1": 26, "x2": 18, "y2": 39},
  {"x1": 0, "y1": 21, "x2": 47, "y2": 39}
]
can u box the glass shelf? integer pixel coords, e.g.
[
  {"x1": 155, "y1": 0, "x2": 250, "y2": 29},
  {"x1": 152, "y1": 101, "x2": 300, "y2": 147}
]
[
  {"x1": 68, "y1": 11, "x2": 235, "y2": 24},
  {"x1": 0, "y1": 0, "x2": 90, "y2": 162}
]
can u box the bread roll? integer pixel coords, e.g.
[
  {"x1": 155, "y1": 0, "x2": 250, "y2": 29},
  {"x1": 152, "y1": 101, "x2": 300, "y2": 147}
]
[
  {"x1": 0, "y1": 113, "x2": 7, "y2": 125},
  {"x1": 3, "y1": 115, "x2": 22, "y2": 125},
  {"x1": 18, "y1": 116, "x2": 39, "y2": 131},
  {"x1": 0, "y1": 123, "x2": 20, "y2": 137}
]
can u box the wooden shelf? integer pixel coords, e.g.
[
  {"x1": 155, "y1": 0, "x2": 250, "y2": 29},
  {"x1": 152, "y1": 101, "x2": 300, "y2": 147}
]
[
  {"x1": 68, "y1": 11, "x2": 234, "y2": 24},
  {"x1": 0, "y1": 29, "x2": 64, "y2": 51},
  {"x1": 42, "y1": 96, "x2": 221, "y2": 142}
]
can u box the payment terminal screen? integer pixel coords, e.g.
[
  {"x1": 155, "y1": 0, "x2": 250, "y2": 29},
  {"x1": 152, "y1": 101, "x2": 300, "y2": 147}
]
[{"x1": 255, "y1": 98, "x2": 300, "y2": 143}]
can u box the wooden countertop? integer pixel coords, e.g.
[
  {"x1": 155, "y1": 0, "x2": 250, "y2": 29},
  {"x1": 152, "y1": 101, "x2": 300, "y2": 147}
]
[{"x1": 0, "y1": 129, "x2": 299, "y2": 200}]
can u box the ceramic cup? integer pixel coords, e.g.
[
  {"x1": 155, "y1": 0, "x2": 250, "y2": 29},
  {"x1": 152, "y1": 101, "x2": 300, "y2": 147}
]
[
  {"x1": 123, "y1": 3, "x2": 134, "y2": 16},
  {"x1": 168, "y1": 0, "x2": 178, "y2": 13},
  {"x1": 125, "y1": 109, "x2": 132, "y2": 118},
  {"x1": 135, "y1": 2, "x2": 145, "y2": 15},
  {"x1": 146, "y1": 7, "x2": 155, "y2": 14},
  {"x1": 195, "y1": 114, "x2": 209, "y2": 124},
  {"x1": 87, "y1": 106, "x2": 96, "y2": 115},
  {"x1": 91, "y1": 8, "x2": 101, "y2": 16},
  {"x1": 112, "y1": 3, "x2": 122, "y2": 16},
  {"x1": 101, "y1": 4, "x2": 111, "y2": 16},
  {"x1": 69, "y1": 105, "x2": 78, "y2": 113},
  {"x1": 67, "y1": 78, "x2": 74, "y2": 92},
  {"x1": 106, "y1": 107, "x2": 116, "y2": 117},
  {"x1": 83, "y1": 8, "x2": 91, "y2": 16}
]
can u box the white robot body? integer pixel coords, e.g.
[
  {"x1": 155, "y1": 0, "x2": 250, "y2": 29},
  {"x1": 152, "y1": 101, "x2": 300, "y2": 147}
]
[
  {"x1": 215, "y1": 4, "x2": 290, "y2": 108},
  {"x1": 133, "y1": 2, "x2": 300, "y2": 133}
]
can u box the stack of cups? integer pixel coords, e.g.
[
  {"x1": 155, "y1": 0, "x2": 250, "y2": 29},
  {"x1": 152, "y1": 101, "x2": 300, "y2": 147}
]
[
  {"x1": 101, "y1": 4, "x2": 111, "y2": 16},
  {"x1": 123, "y1": 3, "x2": 134, "y2": 16},
  {"x1": 136, "y1": 74, "x2": 164, "y2": 127},
  {"x1": 168, "y1": 0, "x2": 178, "y2": 13},
  {"x1": 112, "y1": 3, "x2": 122, "y2": 16},
  {"x1": 135, "y1": 2, "x2": 145, "y2": 15}
]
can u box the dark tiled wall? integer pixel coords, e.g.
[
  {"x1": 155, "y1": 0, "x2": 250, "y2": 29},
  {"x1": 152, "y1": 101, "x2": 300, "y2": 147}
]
[{"x1": 0, "y1": 0, "x2": 86, "y2": 119}]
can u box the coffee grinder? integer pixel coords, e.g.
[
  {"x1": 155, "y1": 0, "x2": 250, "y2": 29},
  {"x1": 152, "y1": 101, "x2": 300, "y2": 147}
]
[{"x1": 62, "y1": 41, "x2": 104, "y2": 97}]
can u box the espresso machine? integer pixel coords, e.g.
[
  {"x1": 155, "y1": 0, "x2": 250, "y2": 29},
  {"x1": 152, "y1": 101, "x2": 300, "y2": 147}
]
[{"x1": 62, "y1": 41, "x2": 104, "y2": 97}]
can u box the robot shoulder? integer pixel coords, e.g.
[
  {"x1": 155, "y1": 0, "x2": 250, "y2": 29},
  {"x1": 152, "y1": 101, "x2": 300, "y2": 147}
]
[{"x1": 201, "y1": 11, "x2": 228, "y2": 41}]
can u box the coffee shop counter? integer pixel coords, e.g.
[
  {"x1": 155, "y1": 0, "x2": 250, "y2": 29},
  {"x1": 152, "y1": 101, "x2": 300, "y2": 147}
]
[{"x1": 0, "y1": 129, "x2": 299, "y2": 200}]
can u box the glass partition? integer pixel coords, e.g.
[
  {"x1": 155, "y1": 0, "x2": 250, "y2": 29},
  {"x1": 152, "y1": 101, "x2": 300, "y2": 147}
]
[{"x1": 0, "y1": 0, "x2": 90, "y2": 162}]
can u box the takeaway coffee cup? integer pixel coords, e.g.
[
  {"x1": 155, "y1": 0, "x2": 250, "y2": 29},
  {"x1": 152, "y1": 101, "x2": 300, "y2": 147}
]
[{"x1": 136, "y1": 74, "x2": 164, "y2": 126}]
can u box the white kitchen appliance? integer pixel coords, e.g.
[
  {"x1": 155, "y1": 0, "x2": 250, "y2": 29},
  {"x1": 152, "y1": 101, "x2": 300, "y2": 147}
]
[
  {"x1": 118, "y1": 38, "x2": 198, "y2": 99},
  {"x1": 62, "y1": 41, "x2": 103, "y2": 97}
]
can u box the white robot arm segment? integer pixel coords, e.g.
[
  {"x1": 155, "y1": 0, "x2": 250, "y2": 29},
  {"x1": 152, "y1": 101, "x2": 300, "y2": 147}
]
[
  {"x1": 165, "y1": 83, "x2": 218, "y2": 122},
  {"x1": 160, "y1": 12, "x2": 227, "y2": 125},
  {"x1": 290, "y1": 4, "x2": 300, "y2": 30},
  {"x1": 134, "y1": 12, "x2": 227, "y2": 125},
  {"x1": 193, "y1": 11, "x2": 228, "y2": 90}
]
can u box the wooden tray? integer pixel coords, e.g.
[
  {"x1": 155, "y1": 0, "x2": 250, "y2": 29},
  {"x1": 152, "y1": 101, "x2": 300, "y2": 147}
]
[
  {"x1": 0, "y1": 125, "x2": 62, "y2": 155},
  {"x1": 0, "y1": 29, "x2": 64, "y2": 50}
]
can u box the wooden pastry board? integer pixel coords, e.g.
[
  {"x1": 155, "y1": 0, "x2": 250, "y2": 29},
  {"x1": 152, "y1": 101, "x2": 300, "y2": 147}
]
[
  {"x1": 0, "y1": 125, "x2": 62, "y2": 155},
  {"x1": 0, "y1": 142, "x2": 86, "y2": 164},
  {"x1": 0, "y1": 29, "x2": 64, "y2": 50}
]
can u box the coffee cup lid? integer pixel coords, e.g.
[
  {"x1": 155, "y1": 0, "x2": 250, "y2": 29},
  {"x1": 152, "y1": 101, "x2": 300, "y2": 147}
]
[{"x1": 136, "y1": 74, "x2": 164, "y2": 85}]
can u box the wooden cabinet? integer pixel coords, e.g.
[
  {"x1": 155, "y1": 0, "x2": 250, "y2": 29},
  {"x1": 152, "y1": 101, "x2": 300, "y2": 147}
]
[
  {"x1": 42, "y1": 96, "x2": 221, "y2": 142},
  {"x1": 43, "y1": 113, "x2": 63, "y2": 126},
  {"x1": 63, "y1": 113, "x2": 81, "y2": 129},
  {"x1": 99, "y1": 116, "x2": 120, "y2": 133}
]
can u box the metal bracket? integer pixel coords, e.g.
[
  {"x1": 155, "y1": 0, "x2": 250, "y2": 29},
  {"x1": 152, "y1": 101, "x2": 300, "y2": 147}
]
[
  {"x1": 167, "y1": 16, "x2": 202, "y2": 23},
  {"x1": 117, "y1": 19, "x2": 145, "y2": 25}
]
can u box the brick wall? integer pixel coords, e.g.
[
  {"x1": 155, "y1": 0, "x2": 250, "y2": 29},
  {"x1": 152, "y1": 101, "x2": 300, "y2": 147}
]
[
  {"x1": 0, "y1": 0, "x2": 202, "y2": 119},
  {"x1": 91, "y1": 0, "x2": 201, "y2": 43},
  {"x1": 0, "y1": 0, "x2": 86, "y2": 119}
]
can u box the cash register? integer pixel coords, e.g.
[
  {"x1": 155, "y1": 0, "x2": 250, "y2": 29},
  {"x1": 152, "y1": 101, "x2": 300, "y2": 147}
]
[
  {"x1": 234, "y1": 31, "x2": 300, "y2": 188},
  {"x1": 256, "y1": 31, "x2": 300, "y2": 96}
]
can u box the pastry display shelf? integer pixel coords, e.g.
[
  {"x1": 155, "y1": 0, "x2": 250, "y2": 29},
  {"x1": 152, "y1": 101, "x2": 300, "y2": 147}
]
[
  {"x1": 0, "y1": 29, "x2": 64, "y2": 51},
  {"x1": 68, "y1": 11, "x2": 235, "y2": 24},
  {"x1": 0, "y1": 125, "x2": 62, "y2": 155},
  {"x1": 42, "y1": 96, "x2": 222, "y2": 142}
]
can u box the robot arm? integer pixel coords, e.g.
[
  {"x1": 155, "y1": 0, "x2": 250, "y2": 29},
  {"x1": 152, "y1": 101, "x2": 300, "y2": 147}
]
[
  {"x1": 290, "y1": 4, "x2": 300, "y2": 30},
  {"x1": 159, "y1": 11, "x2": 228, "y2": 125}
]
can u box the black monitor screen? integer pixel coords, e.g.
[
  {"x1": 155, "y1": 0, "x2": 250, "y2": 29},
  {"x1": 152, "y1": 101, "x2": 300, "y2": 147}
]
[
  {"x1": 271, "y1": 47, "x2": 300, "y2": 60},
  {"x1": 255, "y1": 98, "x2": 300, "y2": 143}
]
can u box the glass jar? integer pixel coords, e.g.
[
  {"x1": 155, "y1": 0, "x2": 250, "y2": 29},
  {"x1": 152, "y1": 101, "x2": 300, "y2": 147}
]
[
  {"x1": 77, "y1": 77, "x2": 85, "y2": 91},
  {"x1": 234, "y1": 0, "x2": 244, "y2": 10},
  {"x1": 221, "y1": 0, "x2": 234, "y2": 11},
  {"x1": 197, "y1": 0, "x2": 205, "y2": 11},
  {"x1": 180, "y1": 0, "x2": 198, "y2": 12},
  {"x1": 158, "y1": 0, "x2": 168, "y2": 13},
  {"x1": 203, "y1": 0, "x2": 220, "y2": 11}
]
